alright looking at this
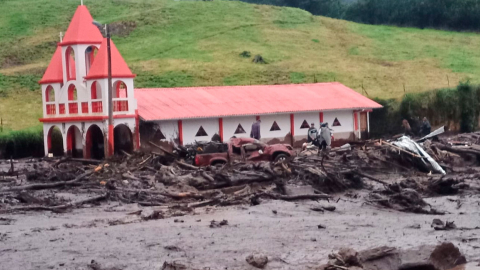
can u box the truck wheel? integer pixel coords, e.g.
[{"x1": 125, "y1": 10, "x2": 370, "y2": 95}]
[{"x1": 274, "y1": 154, "x2": 288, "y2": 162}]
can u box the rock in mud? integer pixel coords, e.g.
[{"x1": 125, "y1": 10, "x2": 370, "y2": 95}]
[
  {"x1": 429, "y1": 242, "x2": 467, "y2": 270},
  {"x1": 246, "y1": 253, "x2": 268, "y2": 269}
]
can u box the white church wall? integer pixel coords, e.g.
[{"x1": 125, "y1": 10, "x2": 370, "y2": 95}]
[
  {"x1": 157, "y1": 120, "x2": 179, "y2": 143},
  {"x1": 222, "y1": 116, "x2": 257, "y2": 141},
  {"x1": 293, "y1": 112, "x2": 319, "y2": 140},
  {"x1": 182, "y1": 118, "x2": 219, "y2": 145},
  {"x1": 323, "y1": 110, "x2": 354, "y2": 133},
  {"x1": 259, "y1": 114, "x2": 290, "y2": 142}
]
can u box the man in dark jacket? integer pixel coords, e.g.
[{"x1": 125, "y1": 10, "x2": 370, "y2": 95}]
[
  {"x1": 421, "y1": 117, "x2": 431, "y2": 136},
  {"x1": 307, "y1": 123, "x2": 317, "y2": 143},
  {"x1": 250, "y1": 119, "x2": 261, "y2": 140}
]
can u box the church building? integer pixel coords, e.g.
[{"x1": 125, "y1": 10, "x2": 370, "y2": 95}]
[{"x1": 39, "y1": 4, "x2": 382, "y2": 157}]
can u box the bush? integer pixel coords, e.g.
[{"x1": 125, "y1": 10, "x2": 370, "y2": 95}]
[
  {"x1": 369, "y1": 98, "x2": 403, "y2": 137},
  {"x1": 457, "y1": 81, "x2": 480, "y2": 133},
  {"x1": 0, "y1": 126, "x2": 44, "y2": 159}
]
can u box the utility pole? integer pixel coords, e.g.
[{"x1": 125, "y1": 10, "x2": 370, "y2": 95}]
[{"x1": 106, "y1": 24, "x2": 114, "y2": 157}]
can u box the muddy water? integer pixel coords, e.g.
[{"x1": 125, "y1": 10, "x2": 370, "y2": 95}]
[{"x1": 1, "y1": 193, "x2": 479, "y2": 270}]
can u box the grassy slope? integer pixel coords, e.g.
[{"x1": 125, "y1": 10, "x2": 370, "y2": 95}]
[{"x1": 1, "y1": 0, "x2": 480, "y2": 130}]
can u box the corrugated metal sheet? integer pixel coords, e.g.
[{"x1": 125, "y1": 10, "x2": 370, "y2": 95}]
[{"x1": 135, "y1": 83, "x2": 383, "y2": 121}]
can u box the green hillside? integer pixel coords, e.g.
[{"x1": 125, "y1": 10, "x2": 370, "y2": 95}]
[{"x1": 1, "y1": 0, "x2": 480, "y2": 130}]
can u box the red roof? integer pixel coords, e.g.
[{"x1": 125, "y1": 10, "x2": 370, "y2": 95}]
[
  {"x1": 85, "y1": 38, "x2": 135, "y2": 80},
  {"x1": 135, "y1": 83, "x2": 383, "y2": 121},
  {"x1": 39, "y1": 46, "x2": 63, "y2": 84},
  {"x1": 59, "y1": 5, "x2": 103, "y2": 46}
]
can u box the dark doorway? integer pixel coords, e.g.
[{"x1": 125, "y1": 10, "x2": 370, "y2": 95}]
[
  {"x1": 47, "y1": 126, "x2": 64, "y2": 156},
  {"x1": 86, "y1": 125, "x2": 105, "y2": 159},
  {"x1": 114, "y1": 124, "x2": 133, "y2": 155}
]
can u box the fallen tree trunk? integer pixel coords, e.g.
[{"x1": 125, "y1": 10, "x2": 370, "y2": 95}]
[
  {"x1": 264, "y1": 193, "x2": 332, "y2": 201},
  {"x1": 0, "y1": 193, "x2": 108, "y2": 213},
  {"x1": 4, "y1": 170, "x2": 95, "y2": 191},
  {"x1": 433, "y1": 143, "x2": 480, "y2": 157}
]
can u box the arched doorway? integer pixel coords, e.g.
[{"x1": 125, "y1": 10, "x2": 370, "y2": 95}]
[
  {"x1": 114, "y1": 124, "x2": 133, "y2": 155},
  {"x1": 66, "y1": 125, "x2": 83, "y2": 158},
  {"x1": 47, "y1": 126, "x2": 64, "y2": 156},
  {"x1": 86, "y1": 125, "x2": 105, "y2": 159}
]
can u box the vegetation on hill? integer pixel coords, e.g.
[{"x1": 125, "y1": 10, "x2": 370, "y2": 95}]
[
  {"x1": 240, "y1": 0, "x2": 480, "y2": 31},
  {"x1": 1, "y1": 0, "x2": 480, "y2": 130}
]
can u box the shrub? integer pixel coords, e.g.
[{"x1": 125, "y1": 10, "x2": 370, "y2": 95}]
[{"x1": 0, "y1": 126, "x2": 44, "y2": 159}]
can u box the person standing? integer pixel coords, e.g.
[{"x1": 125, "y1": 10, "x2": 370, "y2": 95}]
[
  {"x1": 250, "y1": 119, "x2": 261, "y2": 140},
  {"x1": 307, "y1": 123, "x2": 318, "y2": 143},
  {"x1": 421, "y1": 117, "x2": 431, "y2": 136},
  {"x1": 402, "y1": 119, "x2": 413, "y2": 136}
]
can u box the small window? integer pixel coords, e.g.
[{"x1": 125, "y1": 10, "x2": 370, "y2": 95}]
[
  {"x1": 195, "y1": 126, "x2": 208, "y2": 137},
  {"x1": 300, "y1": 120, "x2": 309, "y2": 129},
  {"x1": 46, "y1": 86, "x2": 55, "y2": 102},
  {"x1": 270, "y1": 121, "x2": 281, "y2": 131},
  {"x1": 66, "y1": 47, "x2": 76, "y2": 81},
  {"x1": 91, "y1": 81, "x2": 102, "y2": 100},
  {"x1": 332, "y1": 117, "x2": 341, "y2": 126},
  {"x1": 234, "y1": 124, "x2": 246, "y2": 134},
  {"x1": 114, "y1": 81, "x2": 127, "y2": 98},
  {"x1": 68, "y1": 85, "x2": 77, "y2": 101}
]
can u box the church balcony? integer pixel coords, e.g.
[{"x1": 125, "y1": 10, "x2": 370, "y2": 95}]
[
  {"x1": 92, "y1": 100, "x2": 103, "y2": 113},
  {"x1": 113, "y1": 98, "x2": 128, "y2": 113},
  {"x1": 68, "y1": 102, "x2": 78, "y2": 114},
  {"x1": 46, "y1": 103, "x2": 56, "y2": 115}
]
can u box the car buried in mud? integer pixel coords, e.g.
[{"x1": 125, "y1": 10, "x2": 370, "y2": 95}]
[{"x1": 194, "y1": 138, "x2": 296, "y2": 167}]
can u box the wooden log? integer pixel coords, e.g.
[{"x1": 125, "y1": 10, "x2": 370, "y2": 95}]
[
  {"x1": 0, "y1": 193, "x2": 108, "y2": 213},
  {"x1": 354, "y1": 171, "x2": 388, "y2": 186},
  {"x1": 266, "y1": 193, "x2": 332, "y2": 201},
  {"x1": 434, "y1": 143, "x2": 480, "y2": 157},
  {"x1": 175, "y1": 160, "x2": 199, "y2": 171},
  {"x1": 5, "y1": 170, "x2": 95, "y2": 191}
]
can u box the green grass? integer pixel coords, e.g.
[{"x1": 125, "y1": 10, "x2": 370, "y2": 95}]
[{"x1": 2, "y1": 0, "x2": 480, "y2": 130}]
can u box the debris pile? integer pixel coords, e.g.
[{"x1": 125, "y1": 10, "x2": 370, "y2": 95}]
[
  {"x1": 0, "y1": 130, "x2": 480, "y2": 216},
  {"x1": 318, "y1": 242, "x2": 468, "y2": 270}
]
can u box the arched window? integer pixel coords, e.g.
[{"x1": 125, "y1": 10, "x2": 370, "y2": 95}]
[
  {"x1": 45, "y1": 85, "x2": 55, "y2": 102},
  {"x1": 91, "y1": 81, "x2": 103, "y2": 113},
  {"x1": 68, "y1": 84, "x2": 78, "y2": 114},
  {"x1": 68, "y1": 84, "x2": 77, "y2": 101},
  {"x1": 113, "y1": 81, "x2": 127, "y2": 98},
  {"x1": 65, "y1": 47, "x2": 76, "y2": 81},
  {"x1": 85, "y1": 46, "x2": 98, "y2": 74},
  {"x1": 91, "y1": 81, "x2": 102, "y2": 99}
]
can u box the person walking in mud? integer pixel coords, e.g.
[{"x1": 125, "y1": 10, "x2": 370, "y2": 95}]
[
  {"x1": 250, "y1": 119, "x2": 261, "y2": 140},
  {"x1": 307, "y1": 123, "x2": 317, "y2": 143}
]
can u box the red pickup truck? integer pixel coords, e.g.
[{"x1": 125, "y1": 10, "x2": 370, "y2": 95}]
[{"x1": 194, "y1": 138, "x2": 296, "y2": 166}]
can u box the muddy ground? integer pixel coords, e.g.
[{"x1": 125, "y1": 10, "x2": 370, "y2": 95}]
[{"x1": 1, "y1": 190, "x2": 479, "y2": 270}]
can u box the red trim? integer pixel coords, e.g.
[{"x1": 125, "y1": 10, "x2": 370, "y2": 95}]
[
  {"x1": 135, "y1": 109, "x2": 140, "y2": 150},
  {"x1": 219, "y1": 118, "x2": 224, "y2": 142},
  {"x1": 319, "y1": 112, "x2": 324, "y2": 123},
  {"x1": 59, "y1": 41, "x2": 102, "y2": 46},
  {"x1": 39, "y1": 114, "x2": 136, "y2": 123},
  {"x1": 290, "y1": 114, "x2": 294, "y2": 137},
  {"x1": 85, "y1": 74, "x2": 136, "y2": 80},
  {"x1": 354, "y1": 112, "x2": 358, "y2": 131},
  {"x1": 108, "y1": 124, "x2": 114, "y2": 157},
  {"x1": 39, "y1": 79, "x2": 63, "y2": 84},
  {"x1": 178, "y1": 120, "x2": 183, "y2": 146}
]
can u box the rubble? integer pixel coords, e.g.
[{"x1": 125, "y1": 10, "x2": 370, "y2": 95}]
[
  {"x1": 246, "y1": 253, "x2": 269, "y2": 269},
  {"x1": 319, "y1": 242, "x2": 468, "y2": 270}
]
